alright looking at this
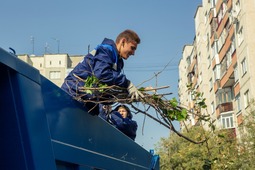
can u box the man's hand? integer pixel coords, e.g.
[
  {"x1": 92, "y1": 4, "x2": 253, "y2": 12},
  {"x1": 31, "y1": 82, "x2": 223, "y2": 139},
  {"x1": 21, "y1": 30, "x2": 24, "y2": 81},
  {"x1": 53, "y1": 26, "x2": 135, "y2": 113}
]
[
  {"x1": 127, "y1": 82, "x2": 144, "y2": 100},
  {"x1": 102, "y1": 105, "x2": 112, "y2": 113}
]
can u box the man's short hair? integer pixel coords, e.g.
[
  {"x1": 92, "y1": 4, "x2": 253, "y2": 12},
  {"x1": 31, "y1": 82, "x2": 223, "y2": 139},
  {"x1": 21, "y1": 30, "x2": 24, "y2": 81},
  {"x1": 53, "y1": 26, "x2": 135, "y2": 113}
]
[{"x1": 116, "y1": 29, "x2": 140, "y2": 44}]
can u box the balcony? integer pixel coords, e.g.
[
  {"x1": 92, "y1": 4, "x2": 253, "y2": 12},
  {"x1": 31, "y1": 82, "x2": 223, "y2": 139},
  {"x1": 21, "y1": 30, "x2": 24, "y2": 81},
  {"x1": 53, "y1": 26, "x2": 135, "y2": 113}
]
[
  {"x1": 216, "y1": 102, "x2": 233, "y2": 118},
  {"x1": 220, "y1": 66, "x2": 234, "y2": 88},
  {"x1": 220, "y1": 50, "x2": 237, "y2": 88},
  {"x1": 219, "y1": 102, "x2": 233, "y2": 113},
  {"x1": 219, "y1": 25, "x2": 235, "y2": 62},
  {"x1": 214, "y1": 79, "x2": 221, "y2": 93},
  {"x1": 210, "y1": 18, "x2": 218, "y2": 45},
  {"x1": 209, "y1": 8, "x2": 217, "y2": 24}
]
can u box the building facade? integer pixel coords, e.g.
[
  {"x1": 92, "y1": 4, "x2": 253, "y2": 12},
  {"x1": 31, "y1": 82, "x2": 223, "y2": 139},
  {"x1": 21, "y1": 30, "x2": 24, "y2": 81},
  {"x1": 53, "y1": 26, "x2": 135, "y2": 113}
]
[
  {"x1": 18, "y1": 54, "x2": 84, "y2": 87},
  {"x1": 178, "y1": 0, "x2": 255, "y2": 136}
]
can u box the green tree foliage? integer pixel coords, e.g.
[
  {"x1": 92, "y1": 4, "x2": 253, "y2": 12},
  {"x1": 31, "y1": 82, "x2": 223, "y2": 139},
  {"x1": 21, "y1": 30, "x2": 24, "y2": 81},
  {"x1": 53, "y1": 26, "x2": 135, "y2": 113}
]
[
  {"x1": 230, "y1": 100, "x2": 255, "y2": 169},
  {"x1": 156, "y1": 101, "x2": 255, "y2": 170},
  {"x1": 156, "y1": 126, "x2": 237, "y2": 169}
]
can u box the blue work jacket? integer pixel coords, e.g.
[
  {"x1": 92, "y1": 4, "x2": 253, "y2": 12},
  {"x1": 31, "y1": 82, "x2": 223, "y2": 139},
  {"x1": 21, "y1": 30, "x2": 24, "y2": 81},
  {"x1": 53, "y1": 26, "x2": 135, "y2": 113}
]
[
  {"x1": 99, "y1": 110, "x2": 138, "y2": 140},
  {"x1": 61, "y1": 38, "x2": 130, "y2": 99}
]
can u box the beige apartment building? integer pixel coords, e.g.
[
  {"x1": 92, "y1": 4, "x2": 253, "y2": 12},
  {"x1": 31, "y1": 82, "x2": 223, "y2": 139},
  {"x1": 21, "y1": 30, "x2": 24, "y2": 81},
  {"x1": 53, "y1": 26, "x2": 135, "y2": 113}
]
[
  {"x1": 18, "y1": 54, "x2": 84, "y2": 87},
  {"x1": 178, "y1": 0, "x2": 255, "y2": 137}
]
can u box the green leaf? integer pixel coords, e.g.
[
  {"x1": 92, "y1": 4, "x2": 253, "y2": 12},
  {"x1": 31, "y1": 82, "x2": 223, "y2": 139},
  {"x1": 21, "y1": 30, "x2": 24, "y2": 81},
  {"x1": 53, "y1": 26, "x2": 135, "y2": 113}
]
[
  {"x1": 83, "y1": 75, "x2": 108, "y2": 93},
  {"x1": 169, "y1": 98, "x2": 178, "y2": 107},
  {"x1": 181, "y1": 109, "x2": 188, "y2": 119},
  {"x1": 85, "y1": 89, "x2": 93, "y2": 94},
  {"x1": 138, "y1": 87, "x2": 145, "y2": 91},
  {"x1": 218, "y1": 134, "x2": 225, "y2": 138}
]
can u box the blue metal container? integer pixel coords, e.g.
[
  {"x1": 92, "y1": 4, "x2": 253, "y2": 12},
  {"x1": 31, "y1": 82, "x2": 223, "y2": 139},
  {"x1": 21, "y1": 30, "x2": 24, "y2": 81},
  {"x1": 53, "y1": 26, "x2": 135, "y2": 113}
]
[{"x1": 0, "y1": 48, "x2": 159, "y2": 170}]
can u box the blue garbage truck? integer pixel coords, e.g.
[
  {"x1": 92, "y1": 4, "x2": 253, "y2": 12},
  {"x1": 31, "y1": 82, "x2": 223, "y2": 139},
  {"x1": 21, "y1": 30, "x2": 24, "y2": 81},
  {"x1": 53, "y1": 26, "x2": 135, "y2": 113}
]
[{"x1": 0, "y1": 47, "x2": 159, "y2": 170}]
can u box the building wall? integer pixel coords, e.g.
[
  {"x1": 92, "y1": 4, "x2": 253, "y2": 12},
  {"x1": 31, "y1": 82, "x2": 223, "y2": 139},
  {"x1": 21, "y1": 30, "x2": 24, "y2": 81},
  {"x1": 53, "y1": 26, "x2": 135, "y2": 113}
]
[
  {"x1": 18, "y1": 54, "x2": 33, "y2": 66},
  {"x1": 178, "y1": 45, "x2": 195, "y2": 128},
  {"x1": 178, "y1": 0, "x2": 255, "y2": 134},
  {"x1": 18, "y1": 54, "x2": 84, "y2": 87}
]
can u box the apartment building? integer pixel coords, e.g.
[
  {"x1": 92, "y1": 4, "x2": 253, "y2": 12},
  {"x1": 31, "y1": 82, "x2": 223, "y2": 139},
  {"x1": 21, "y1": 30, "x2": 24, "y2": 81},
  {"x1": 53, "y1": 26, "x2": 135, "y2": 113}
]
[
  {"x1": 18, "y1": 54, "x2": 84, "y2": 87},
  {"x1": 178, "y1": 0, "x2": 255, "y2": 136}
]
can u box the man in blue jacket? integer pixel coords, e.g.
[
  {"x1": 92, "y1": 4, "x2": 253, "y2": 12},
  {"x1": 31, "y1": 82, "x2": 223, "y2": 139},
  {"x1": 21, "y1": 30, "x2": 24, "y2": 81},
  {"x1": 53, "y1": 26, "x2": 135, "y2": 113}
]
[
  {"x1": 99, "y1": 104, "x2": 137, "y2": 140},
  {"x1": 61, "y1": 29, "x2": 143, "y2": 115}
]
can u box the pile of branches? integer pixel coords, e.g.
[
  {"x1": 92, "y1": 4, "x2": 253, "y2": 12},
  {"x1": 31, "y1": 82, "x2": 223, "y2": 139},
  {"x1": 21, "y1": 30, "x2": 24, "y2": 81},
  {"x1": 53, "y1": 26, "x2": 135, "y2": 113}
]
[{"x1": 74, "y1": 75, "x2": 208, "y2": 144}]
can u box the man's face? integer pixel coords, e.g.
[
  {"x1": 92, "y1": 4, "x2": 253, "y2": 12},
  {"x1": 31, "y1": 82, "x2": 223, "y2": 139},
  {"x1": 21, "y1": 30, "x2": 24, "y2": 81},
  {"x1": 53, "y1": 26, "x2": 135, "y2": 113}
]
[
  {"x1": 120, "y1": 41, "x2": 137, "y2": 60},
  {"x1": 118, "y1": 107, "x2": 128, "y2": 118}
]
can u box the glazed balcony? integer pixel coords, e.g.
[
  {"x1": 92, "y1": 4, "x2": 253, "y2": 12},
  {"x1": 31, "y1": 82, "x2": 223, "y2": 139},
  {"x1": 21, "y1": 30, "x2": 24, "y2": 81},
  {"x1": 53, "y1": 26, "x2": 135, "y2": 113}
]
[
  {"x1": 221, "y1": 50, "x2": 237, "y2": 88},
  {"x1": 216, "y1": 102, "x2": 233, "y2": 118}
]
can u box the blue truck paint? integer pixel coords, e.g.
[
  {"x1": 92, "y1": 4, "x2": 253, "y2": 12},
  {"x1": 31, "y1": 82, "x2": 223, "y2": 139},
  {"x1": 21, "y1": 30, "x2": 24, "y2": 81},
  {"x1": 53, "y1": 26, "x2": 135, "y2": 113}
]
[{"x1": 0, "y1": 48, "x2": 159, "y2": 170}]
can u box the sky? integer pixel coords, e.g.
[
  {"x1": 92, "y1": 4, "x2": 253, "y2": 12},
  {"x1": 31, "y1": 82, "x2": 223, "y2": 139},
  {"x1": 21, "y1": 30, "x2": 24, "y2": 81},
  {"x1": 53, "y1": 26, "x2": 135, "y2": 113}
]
[{"x1": 1, "y1": 0, "x2": 202, "y2": 151}]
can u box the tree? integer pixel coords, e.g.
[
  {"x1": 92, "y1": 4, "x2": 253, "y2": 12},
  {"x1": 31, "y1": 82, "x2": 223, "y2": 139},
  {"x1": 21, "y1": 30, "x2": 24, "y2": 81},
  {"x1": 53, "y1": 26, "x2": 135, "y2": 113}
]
[
  {"x1": 156, "y1": 100, "x2": 255, "y2": 170},
  {"x1": 229, "y1": 99, "x2": 255, "y2": 169},
  {"x1": 156, "y1": 126, "x2": 238, "y2": 169}
]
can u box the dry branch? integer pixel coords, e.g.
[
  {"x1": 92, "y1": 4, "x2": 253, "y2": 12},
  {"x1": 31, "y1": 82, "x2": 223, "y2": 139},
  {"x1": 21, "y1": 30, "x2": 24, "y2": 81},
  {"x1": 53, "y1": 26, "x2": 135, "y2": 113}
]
[{"x1": 75, "y1": 84, "x2": 208, "y2": 144}]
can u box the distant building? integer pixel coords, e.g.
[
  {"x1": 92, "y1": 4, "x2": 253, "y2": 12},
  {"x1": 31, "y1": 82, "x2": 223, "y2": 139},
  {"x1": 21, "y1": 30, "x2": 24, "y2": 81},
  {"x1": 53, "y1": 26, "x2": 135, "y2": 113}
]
[
  {"x1": 18, "y1": 54, "x2": 84, "y2": 87},
  {"x1": 178, "y1": 0, "x2": 255, "y2": 138}
]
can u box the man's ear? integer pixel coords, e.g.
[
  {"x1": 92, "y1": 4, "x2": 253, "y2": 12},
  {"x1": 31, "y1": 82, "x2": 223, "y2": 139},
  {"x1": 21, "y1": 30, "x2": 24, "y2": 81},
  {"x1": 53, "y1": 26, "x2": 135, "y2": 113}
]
[{"x1": 121, "y1": 38, "x2": 126, "y2": 45}]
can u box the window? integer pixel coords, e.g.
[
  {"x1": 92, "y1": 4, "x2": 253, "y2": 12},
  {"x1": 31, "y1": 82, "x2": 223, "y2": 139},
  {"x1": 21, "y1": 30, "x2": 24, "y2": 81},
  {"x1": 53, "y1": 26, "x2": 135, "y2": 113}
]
[
  {"x1": 222, "y1": 2, "x2": 228, "y2": 16},
  {"x1": 209, "y1": 78, "x2": 213, "y2": 91},
  {"x1": 236, "y1": 93, "x2": 241, "y2": 113},
  {"x1": 235, "y1": 0, "x2": 241, "y2": 14},
  {"x1": 213, "y1": 65, "x2": 220, "y2": 81},
  {"x1": 207, "y1": 55, "x2": 211, "y2": 68},
  {"x1": 216, "y1": 88, "x2": 233, "y2": 106},
  {"x1": 188, "y1": 92, "x2": 191, "y2": 102},
  {"x1": 211, "y1": 0, "x2": 216, "y2": 8},
  {"x1": 198, "y1": 53, "x2": 201, "y2": 64},
  {"x1": 206, "y1": 34, "x2": 210, "y2": 52},
  {"x1": 193, "y1": 65, "x2": 197, "y2": 76},
  {"x1": 226, "y1": 19, "x2": 231, "y2": 31},
  {"x1": 199, "y1": 72, "x2": 202, "y2": 84},
  {"x1": 241, "y1": 58, "x2": 247, "y2": 76},
  {"x1": 49, "y1": 71, "x2": 61, "y2": 79},
  {"x1": 204, "y1": 11, "x2": 207, "y2": 24},
  {"x1": 188, "y1": 72, "x2": 194, "y2": 84},
  {"x1": 218, "y1": 28, "x2": 228, "y2": 51},
  {"x1": 211, "y1": 18, "x2": 218, "y2": 37},
  {"x1": 59, "y1": 60, "x2": 61, "y2": 65},
  {"x1": 217, "y1": 7, "x2": 223, "y2": 24},
  {"x1": 191, "y1": 113, "x2": 195, "y2": 125},
  {"x1": 40, "y1": 63, "x2": 42, "y2": 67},
  {"x1": 211, "y1": 41, "x2": 218, "y2": 58},
  {"x1": 230, "y1": 35, "x2": 236, "y2": 54},
  {"x1": 186, "y1": 56, "x2": 191, "y2": 65},
  {"x1": 211, "y1": 101, "x2": 215, "y2": 114},
  {"x1": 221, "y1": 113, "x2": 234, "y2": 129},
  {"x1": 220, "y1": 57, "x2": 227, "y2": 77},
  {"x1": 237, "y1": 27, "x2": 244, "y2": 46},
  {"x1": 234, "y1": 64, "x2": 239, "y2": 82},
  {"x1": 244, "y1": 90, "x2": 250, "y2": 108},
  {"x1": 226, "y1": 48, "x2": 232, "y2": 68}
]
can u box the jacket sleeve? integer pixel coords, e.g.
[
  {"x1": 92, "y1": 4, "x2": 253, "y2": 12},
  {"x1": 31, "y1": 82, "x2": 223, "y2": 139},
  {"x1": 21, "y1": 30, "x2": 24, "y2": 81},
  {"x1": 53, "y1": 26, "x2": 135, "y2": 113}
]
[
  {"x1": 109, "y1": 111, "x2": 138, "y2": 140},
  {"x1": 92, "y1": 46, "x2": 130, "y2": 88},
  {"x1": 98, "y1": 104, "x2": 108, "y2": 121}
]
